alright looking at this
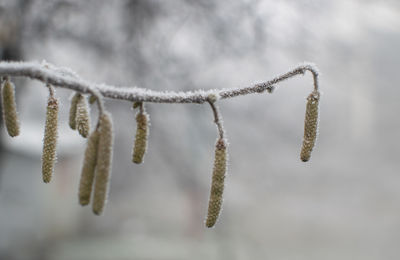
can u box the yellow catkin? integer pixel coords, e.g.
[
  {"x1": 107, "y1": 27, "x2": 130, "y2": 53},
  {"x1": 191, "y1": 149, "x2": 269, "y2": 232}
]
[
  {"x1": 76, "y1": 95, "x2": 90, "y2": 138},
  {"x1": 206, "y1": 138, "x2": 227, "y2": 228},
  {"x1": 42, "y1": 97, "x2": 59, "y2": 183},
  {"x1": 92, "y1": 112, "x2": 113, "y2": 215},
  {"x1": 69, "y1": 93, "x2": 80, "y2": 130},
  {"x1": 300, "y1": 91, "x2": 320, "y2": 162},
  {"x1": 2, "y1": 79, "x2": 20, "y2": 137},
  {"x1": 78, "y1": 129, "x2": 100, "y2": 206},
  {"x1": 132, "y1": 112, "x2": 148, "y2": 164}
]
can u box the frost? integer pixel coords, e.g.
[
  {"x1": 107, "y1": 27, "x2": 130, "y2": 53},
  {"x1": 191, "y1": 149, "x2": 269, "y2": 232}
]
[{"x1": 0, "y1": 61, "x2": 319, "y2": 104}]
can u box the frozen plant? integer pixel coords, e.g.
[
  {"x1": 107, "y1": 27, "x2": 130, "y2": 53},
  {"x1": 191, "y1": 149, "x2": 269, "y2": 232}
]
[{"x1": 0, "y1": 60, "x2": 320, "y2": 228}]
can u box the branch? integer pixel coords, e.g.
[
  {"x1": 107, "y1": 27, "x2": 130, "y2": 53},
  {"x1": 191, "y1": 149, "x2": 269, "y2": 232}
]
[
  {"x1": 0, "y1": 60, "x2": 321, "y2": 224},
  {"x1": 0, "y1": 61, "x2": 319, "y2": 104}
]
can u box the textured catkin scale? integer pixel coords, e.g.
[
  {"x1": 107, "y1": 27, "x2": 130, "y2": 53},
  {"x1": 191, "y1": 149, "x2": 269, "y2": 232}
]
[
  {"x1": 132, "y1": 112, "x2": 148, "y2": 164},
  {"x1": 79, "y1": 129, "x2": 100, "y2": 206},
  {"x1": 300, "y1": 91, "x2": 320, "y2": 162},
  {"x1": 206, "y1": 138, "x2": 227, "y2": 228},
  {"x1": 69, "y1": 93, "x2": 80, "y2": 130},
  {"x1": 42, "y1": 97, "x2": 59, "y2": 183},
  {"x1": 92, "y1": 113, "x2": 113, "y2": 215},
  {"x1": 76, "y1": 95, "x2": 90, "y2": 138},
  {"x1": 2, "y1": 80, "x2": 20, "y2": 137}
]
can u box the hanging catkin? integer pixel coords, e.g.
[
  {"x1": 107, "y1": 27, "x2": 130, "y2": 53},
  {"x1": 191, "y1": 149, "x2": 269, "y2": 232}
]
[
  {"x1": 69, "y1": 93, "x2": 80, "y2": 130},
  {"x1": 206, "y1": 138, "x2": 227, "y2": 228},
  {"x1": 42, "y1": 96, "x2": 59, "y2": 183},
  {"x1": 132, "y1": 111, "x2": 149, "y2": 164},
  {"x1": 92, "y1": 112, "x2": 113, "y2": 215},
  {"x1": 2, "y1": 79, "x2": 20, "y2": 137},
  {"x1": 300, "y1": 90, "x2": 320, "y2": 162},
  {"x1": 78, "y1": 129, "x2": 100, "y2": 205},
  {"x1": 76, "y1": 95, "x2": 90, "y2": 138}
]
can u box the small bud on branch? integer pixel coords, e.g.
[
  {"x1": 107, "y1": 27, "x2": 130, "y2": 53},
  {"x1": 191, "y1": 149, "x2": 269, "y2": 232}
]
[{"x1": 89, "y1": 95, "x2": 97, "y2": 105}]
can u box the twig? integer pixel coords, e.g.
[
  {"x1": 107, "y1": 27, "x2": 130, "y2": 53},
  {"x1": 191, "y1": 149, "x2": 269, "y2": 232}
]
[
  {"x1": 207, "y1": 96, "x2": 225, "y2": 140},
  {"x1": 0, "y1": 61, "x2": 319, "y2": 104},
  {"x1": 46, "y1": 84, "x2": 55, "y2": 98}
]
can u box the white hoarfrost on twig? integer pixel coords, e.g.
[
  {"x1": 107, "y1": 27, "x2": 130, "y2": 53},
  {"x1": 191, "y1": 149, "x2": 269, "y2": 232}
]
[{"x1": 0, "y1": 61, "x2": 319, "y2": 104}]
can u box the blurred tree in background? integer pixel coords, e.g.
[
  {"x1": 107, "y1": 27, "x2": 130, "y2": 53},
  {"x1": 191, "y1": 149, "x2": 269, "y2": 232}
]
[{"x1": 1, "y1": 0, "x2": 400, "y2": 260}]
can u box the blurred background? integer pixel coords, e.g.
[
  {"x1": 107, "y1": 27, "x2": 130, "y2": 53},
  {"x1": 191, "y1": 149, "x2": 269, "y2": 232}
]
[{"x1": 0, "y1": 0, "x2": 400, "y2": 259}]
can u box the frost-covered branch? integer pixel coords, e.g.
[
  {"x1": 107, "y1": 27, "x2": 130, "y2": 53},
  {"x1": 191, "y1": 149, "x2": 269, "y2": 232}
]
[
  {"x1": 0, "y1": 60, "x2": 321, "y2": 227},
  {"x1": 0, "y1": 61, "x2": 319, "y2": 104}
]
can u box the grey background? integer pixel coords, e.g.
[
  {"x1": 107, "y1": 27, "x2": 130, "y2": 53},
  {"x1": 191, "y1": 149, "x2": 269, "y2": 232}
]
[{"x1": 0, "y1": 0, "x2": 400, "y2": 259}]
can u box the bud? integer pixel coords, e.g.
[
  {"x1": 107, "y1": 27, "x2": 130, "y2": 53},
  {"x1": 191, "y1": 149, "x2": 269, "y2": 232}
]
[
  {"x1": 300, "y1": 91, "x2": 320, "y2": 162},
  {"x1": 132, "y1": 112, "x2": 149, "y2": 164},
  {"x1": 42, "y1": 97, "x2": 59, "y2": 183},
  {"x1": 89, "y1": 95, "x2": 97, "y2": 104},
  {"x1": 2, "y1": 79, "x2": 20, "y2": 137},
  {"x1": 207, "y1": 94, "x2": 218, "y2": 103},
  {"x1": 69, "y1": 93, "x2": 80, "y2": 130},
  {"x1": 76, "y1": 95, "x2": 90, "y2": 138},
  {"x1": 206, "y1": 138, "x2": 227, "y2": 228},
  {"x1": 92, "y1": 112, "x2": 113, "y2": 215},
  {"x1": 132, "y1": 102, "x2": 141, "y2": 109},
  {"x1": 79, "y1": 129, "x2": 100, "y2": 205}
]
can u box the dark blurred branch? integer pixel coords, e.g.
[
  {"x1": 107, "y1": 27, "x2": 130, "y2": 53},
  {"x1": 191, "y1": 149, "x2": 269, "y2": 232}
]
[{"x1": 0, "y1": 61, "x2": 319, "y2": 104}]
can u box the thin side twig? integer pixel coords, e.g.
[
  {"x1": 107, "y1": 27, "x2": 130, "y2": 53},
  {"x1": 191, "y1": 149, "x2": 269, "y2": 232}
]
[{"x1": 208, "y1": 98, "x2": 225, "y2": 140}]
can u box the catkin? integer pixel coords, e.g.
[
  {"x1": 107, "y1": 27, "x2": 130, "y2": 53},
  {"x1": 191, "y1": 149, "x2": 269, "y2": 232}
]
[
  {"x1": 92, "y1": 112, "x2": 113, "y2": 215},
  {"x1": 206, "y1": 138, "x2": 227, "y2": 228},
  {"x1": 42, "y1": 97, "x2": 59, "y2": 183},
  {"x1": 132, "y1": 112, "x2": 149, "y2": 164},
  {"x1": 76, "y1": 95, "x2": 90, "y2": 138},
  {"x1": 2, "y1": 79, "x2": 20, "y2": 137},
  {"x1": 78, "y1": 129, "x2": 100, "y2": 205},
  {"x1": 69, "y1": 93, "x2": 80, "y2": 130},
  {"x1": 300, "y1": 91, "x2": 320, "y2": 162}
]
